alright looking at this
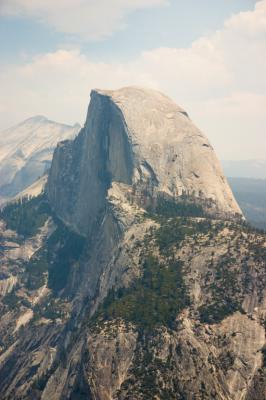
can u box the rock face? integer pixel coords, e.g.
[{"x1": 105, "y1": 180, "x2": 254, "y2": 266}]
[
  {"x1": 47, "y1": 87, "x2": 241, "y2": 236},
  {"x1": 0, "y1": 87, "x2": 264, "y2": 400},
  {"x1": 0, "y1": 116, "x2": 80, "y2": 200}
]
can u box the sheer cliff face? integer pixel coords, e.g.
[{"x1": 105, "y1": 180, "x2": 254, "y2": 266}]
[{"x1": 47, "y1": 87, "x2": 241, "y2": 236}]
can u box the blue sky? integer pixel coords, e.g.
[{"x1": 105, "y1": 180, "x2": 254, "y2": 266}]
[
  {"x1": 0, "y1": 0, "x2": 255, "y2": 63},
  {"x1": 0, "y1": 0, "x2": 265, "y2": 160}
]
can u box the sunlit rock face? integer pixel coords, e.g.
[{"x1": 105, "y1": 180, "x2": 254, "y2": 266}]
[{"x1": 47, "y1": 86, "x2": 242, "y2": 236}]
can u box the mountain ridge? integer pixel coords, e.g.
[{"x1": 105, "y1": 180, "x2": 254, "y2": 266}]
[
  {"x1": 222, "y1": 159, "x2": 266, "y2": 180},
  {"x1": 0, "y1": 116, "x2": 80, "y2": 200}
]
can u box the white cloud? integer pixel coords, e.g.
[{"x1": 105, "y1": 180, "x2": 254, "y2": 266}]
[
  {"x1": 0, "y1": 1, "x2": 265, "y2": 159},
  {"x1": 0, "y1": 0, "x2": 168, "y2": 40},
  {"x1": 224, "y1": 0, "x2": 266, "y2": 36}
]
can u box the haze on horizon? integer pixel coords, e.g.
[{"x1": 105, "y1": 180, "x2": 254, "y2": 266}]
[{"x1": 0, "y1": 0, "x2": 265, "y2": 161}]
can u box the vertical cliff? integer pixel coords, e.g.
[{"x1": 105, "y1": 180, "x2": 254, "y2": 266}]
[{"x1": 47, "y1": 87, "x2": 242, "y2": 237}]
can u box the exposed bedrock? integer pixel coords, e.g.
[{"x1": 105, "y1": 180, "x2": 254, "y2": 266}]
[{"x1": 47, "y1": 86, "x2": 242, "y2": 237}]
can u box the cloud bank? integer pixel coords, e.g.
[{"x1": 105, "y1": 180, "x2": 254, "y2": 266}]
[
  {"x1": 0, "y1": 0, "x2": 168, "y2": 40},
  {"x1": 0, "y1": 1, "x2": 265, "y2": 159}
]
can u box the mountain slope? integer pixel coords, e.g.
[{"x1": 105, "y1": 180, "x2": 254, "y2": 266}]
[
  {"x1": 0, "y1": 193, "x2": 264, "y2": 400},
  {"x1": 0, "y1": 88, "x2": 264, "y2": 400},
  {"x1": 0, "y1": 116, "x2": 80, "y2": 199}
]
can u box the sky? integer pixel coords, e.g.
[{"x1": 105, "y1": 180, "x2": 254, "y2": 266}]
[{"x1": 0, "y1": 0, "x2": 265, "y2": 160}]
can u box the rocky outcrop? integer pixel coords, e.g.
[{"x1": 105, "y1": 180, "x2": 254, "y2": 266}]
[
  {"x1": 47, "y1": 87, "x2": 242, "y2": 236},
  {"x1": 0, "y1": 275, "x2": 17, "y2": 297},
  {"x1": 84, "y1": 312, "x2": 265, "y2": 400}
]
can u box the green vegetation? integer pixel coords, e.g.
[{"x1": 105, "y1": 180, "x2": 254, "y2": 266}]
[
  {"x1": 95, "y1": 255, "x2": 189, "y2": 329},
  {"x1": 0, "y1": 195, "x2": 50, "y2": 237},
  {"x1": 154, "y1": 217, "x2": 212, "y2": 254},
  {"x1": 1, "y1": 195, "x2": 86, "y2": 293},
  {"x1": 199, "y1": 256, "x2": 242, "y2": 324},
  {"x1": 151, "y1": 196, "x2": 205, "y2": 219},
  {"x1": 2, "y1": 289, "x2": 31, "y2": 309},
  {"x1": 119, "y1": 338, "x2": 180, "y2": 399},
  {"x1": 122, "y1": 351, "x2": 158, "y2": 399},
  {"x1": 2, "y1": 290, "x2": 21, "y2": 307},
  {"x1": 145, "y1": 207, "x2": 253, "y2": 326},
  {"x1": 93, "y1": 205, "x2": 229, "y2": 329},
  {"x1": 249, "y1": 241, "x2": 266, "y2": 263},
  {"x1": 199, "y1": 301, "x2": 240, "y2": 324}
]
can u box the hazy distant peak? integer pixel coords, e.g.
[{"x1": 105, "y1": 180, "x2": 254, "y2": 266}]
[
  {"x1": 23, "y1": 115, "x2": 48, "y2": 123},
  {"x1": 0, "y1": 116, "x2": 80, "y2": 199},
  {"x1": 16, "y1": 116, "x2": 81, "y2": 130}
]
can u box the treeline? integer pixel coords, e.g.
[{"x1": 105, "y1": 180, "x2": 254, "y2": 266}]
[
  {"x1": 0, "y1": 195, "x2": 51, "y2": 237},
  {"x1": 147, "y1": 196, "x2": 205, "y2": 219}
]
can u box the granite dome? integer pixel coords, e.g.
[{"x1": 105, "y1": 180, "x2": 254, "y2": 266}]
[{"x1": 47, "y1": 86, "x2": 242, "y2": 235}]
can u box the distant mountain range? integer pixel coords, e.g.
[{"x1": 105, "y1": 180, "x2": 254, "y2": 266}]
[
  {"x1": 222, "y1": 160, "x2": 266, "y2": 229},
  {"x1": 228, "y1": 177, "x2": 266, "y2": 230},
  {"x1": 0, "y1": 116, "x2": 80, "y2": 201},
  {"x1": 222, "y1": 159, "x2": 266, "y2": 179}
]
